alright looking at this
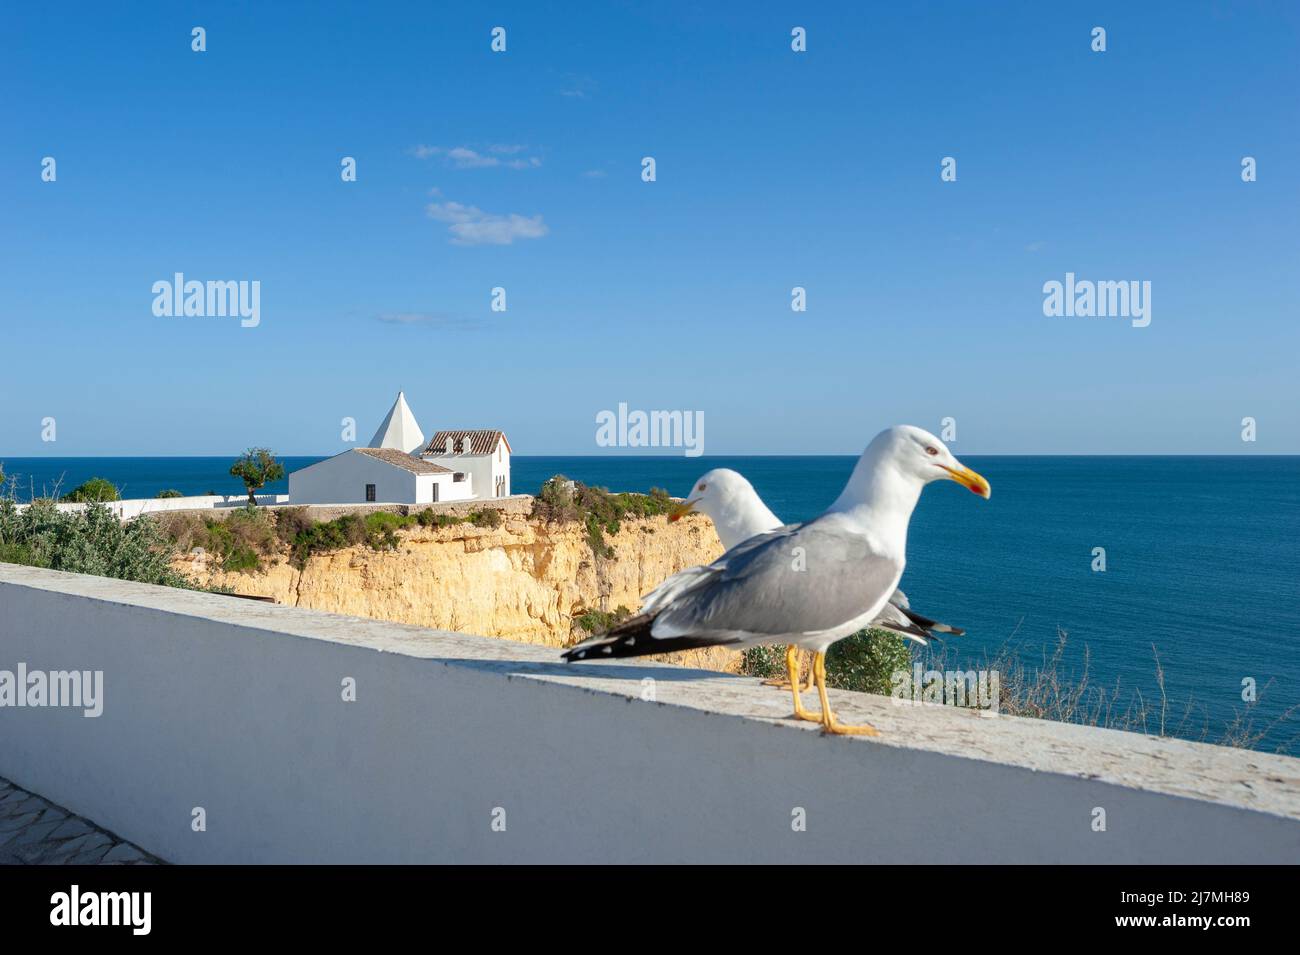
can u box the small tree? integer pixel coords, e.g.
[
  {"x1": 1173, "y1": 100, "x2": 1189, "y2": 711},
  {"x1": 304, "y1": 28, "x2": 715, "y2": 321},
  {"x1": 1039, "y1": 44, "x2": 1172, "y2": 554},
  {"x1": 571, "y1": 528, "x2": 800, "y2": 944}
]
[
  {"x1": 229, "y1": 448, "x2": 285, "y2": 506},
  {"x1": 61, "y1": 477, "x2": 121, "y2": 503}
]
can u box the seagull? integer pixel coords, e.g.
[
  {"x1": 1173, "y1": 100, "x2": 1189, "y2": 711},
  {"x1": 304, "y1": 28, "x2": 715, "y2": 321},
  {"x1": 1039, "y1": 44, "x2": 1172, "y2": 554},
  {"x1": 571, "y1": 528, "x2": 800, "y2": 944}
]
[
  {"x1": 663, "y1": 468, "x2": 965, "y2": 684},
  {"x1": 562, "y1": 426, "x2": 990, "y2": 735}
]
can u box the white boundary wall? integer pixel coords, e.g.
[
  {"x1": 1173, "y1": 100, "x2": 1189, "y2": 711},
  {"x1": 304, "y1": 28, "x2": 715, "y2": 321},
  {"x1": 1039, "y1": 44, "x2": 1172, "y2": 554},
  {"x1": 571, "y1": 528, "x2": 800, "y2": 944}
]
[
  {"x1": 0, "y1": 564, "x2": 1297, "y2": 864},
  {"x1": 15, "y1": 494, "x2": 289, "y2": 520}
]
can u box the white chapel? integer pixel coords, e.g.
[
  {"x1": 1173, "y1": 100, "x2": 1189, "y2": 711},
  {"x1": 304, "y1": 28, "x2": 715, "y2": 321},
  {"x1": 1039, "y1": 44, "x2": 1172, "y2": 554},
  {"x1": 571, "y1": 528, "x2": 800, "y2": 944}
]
[{"x1": 288, "y1": 392, "x2": 511, "y2": 506}]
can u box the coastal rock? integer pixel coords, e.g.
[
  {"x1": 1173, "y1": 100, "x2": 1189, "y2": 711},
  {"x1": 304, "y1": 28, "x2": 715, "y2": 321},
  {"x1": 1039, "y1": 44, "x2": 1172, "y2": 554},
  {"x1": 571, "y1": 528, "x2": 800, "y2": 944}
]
[{"x1": 179, "y1": 510, "x2": 738, "y2": 672}]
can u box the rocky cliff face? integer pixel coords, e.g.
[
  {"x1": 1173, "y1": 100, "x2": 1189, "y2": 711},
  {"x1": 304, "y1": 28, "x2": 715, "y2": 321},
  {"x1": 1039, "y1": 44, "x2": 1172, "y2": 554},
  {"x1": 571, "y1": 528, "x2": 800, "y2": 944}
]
[{"x1": 178, "y1": 508, "x2": 738, "y2": 671}]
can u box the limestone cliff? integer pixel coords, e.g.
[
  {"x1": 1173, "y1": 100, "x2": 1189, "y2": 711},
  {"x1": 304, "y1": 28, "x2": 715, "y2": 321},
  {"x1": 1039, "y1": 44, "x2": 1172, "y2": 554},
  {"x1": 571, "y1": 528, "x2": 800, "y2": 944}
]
[{"x1": 178, "y1": 507, "x2": 738, "y2": 671}]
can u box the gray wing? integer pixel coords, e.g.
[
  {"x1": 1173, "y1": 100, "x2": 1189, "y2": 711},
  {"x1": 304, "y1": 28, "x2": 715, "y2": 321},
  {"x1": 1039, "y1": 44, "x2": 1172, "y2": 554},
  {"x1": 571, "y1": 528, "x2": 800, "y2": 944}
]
[
  {"x1": 639, "y1": 565, "x2": 713, "y2": 616},
  {"x1": 651, "y1": 517, "x2": 901, "y2": 643}
]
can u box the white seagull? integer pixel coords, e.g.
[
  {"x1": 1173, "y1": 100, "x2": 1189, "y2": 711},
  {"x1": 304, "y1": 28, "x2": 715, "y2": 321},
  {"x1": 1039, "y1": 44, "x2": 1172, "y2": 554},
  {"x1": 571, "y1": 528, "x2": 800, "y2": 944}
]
[
  {"x1": 663, "y1": 467, "x2": 965, "y2": 654},
  {"x1": 563, "y1": 426, "x2": 991, "y2": 735}
]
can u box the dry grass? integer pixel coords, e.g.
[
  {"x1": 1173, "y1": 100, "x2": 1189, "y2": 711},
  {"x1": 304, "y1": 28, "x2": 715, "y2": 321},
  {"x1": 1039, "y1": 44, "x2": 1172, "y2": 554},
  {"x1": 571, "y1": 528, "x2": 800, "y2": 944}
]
[{"x1": 922, "y1": 627, "x2": 1297, "y2": 754}]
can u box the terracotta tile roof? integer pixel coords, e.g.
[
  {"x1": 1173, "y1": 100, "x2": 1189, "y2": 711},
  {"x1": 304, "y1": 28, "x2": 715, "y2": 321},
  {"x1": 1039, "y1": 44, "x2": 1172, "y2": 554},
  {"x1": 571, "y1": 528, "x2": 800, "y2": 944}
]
[
  {"x1": 422, "y1": 430, "x2": 511, "y2": 456},
  {"x1": 355, "y1": 447, "x2": 452, "y2": 474}
]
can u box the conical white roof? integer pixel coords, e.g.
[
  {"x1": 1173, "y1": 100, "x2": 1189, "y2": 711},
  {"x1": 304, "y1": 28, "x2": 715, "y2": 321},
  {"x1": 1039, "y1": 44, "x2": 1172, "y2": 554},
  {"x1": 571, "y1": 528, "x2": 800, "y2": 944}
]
[{"x1": 368, "y1": 391, "x2": 426, "y2": 454}]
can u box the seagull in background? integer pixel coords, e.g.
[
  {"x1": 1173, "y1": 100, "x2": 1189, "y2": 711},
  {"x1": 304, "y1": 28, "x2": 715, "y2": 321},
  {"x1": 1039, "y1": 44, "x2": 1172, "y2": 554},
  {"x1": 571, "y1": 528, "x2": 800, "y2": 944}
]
[
  {"x1": 563, "y1": 426, "x2": 991, "y2": 736},
  {"x1": 664, "y1": 468, "x2": 966, "y2": 686}
]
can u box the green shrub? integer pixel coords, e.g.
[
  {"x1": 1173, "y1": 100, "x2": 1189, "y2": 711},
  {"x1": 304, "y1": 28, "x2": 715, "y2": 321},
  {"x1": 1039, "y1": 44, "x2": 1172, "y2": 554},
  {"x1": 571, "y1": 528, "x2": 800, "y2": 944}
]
[
  {"x1": 584, "y1": 513, "x2": 614, "y2": 558},
  {"x1": 223, "y1": 546, "x2": 261, "y2": 573},
  {"x1": 156, "y1": 489, "x2": 184, "y2": 499},
  {"x1": 826, "y1": 628, "x2": 913, "y2": 694},
  {"x1": 286, "y1": 513, "x2": 366, "y2": 567},
  {"x1": 0, "y1": 498, "x2": 191, "y2": 588},
  {"x1": 417, "y1": 509, "x2": 463, "y2": 528},
  {"x1": 739, "y1": 645, "x2": 788, "y2": 681},
  {"x1": 574, "y1": 605, "x2": 633, "y2": 634},
  {"x1": 0, "y1": 542, "x2": 38, "y2": 566},
  {"x1": 363, "y1": 511, "x2": 415, "y2": 550},
  {"x1": 469, "y1": 508, "x2": 502, "y2": 528},
  {"x1": 61, "y1": 477, "x2": 121, "y2": 503},
  {"x1": 739, "y1": 628, "x2": 913, "y2": 696},
  {"x1": 273, "y1": 507, "x2": 316, "y2": 545},
  {"x1": 534, "y1": 475, "x2": 579, "y2": 521}
]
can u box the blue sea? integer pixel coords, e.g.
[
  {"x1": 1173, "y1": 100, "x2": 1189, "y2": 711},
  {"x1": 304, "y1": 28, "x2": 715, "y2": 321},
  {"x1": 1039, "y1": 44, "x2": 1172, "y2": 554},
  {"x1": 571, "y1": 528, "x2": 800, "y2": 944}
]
[{"x1": 3, "y1": 454, "x2": 1297, "y2": 752}]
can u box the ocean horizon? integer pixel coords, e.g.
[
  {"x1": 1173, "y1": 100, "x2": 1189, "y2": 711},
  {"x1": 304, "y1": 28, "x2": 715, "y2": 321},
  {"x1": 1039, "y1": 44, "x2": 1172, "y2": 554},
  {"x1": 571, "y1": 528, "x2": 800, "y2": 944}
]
[{"x1": 2, "y1": 453, "x2": 1297, "y2": 753}]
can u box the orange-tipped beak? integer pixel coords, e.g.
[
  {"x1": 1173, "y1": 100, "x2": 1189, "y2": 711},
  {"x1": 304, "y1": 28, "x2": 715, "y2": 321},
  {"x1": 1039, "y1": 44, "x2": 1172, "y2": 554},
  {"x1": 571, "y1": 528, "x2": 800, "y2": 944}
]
[
  {"x1": 668, "y1": 500, "x2": 696, "y2": 522},
  {"x1": 942, "y1": 463, "x2": 991, "y2": 499}
]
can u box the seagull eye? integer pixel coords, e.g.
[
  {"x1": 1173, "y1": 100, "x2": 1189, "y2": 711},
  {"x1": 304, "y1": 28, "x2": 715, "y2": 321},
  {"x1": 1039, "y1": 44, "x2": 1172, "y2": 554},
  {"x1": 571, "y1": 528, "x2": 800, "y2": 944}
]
[
  {"x1": 925, "y1": 446, "x2": 939, "y2": 456},
  {"x1": 697, "y1": 483, "x2": 707, "y2": 491}
]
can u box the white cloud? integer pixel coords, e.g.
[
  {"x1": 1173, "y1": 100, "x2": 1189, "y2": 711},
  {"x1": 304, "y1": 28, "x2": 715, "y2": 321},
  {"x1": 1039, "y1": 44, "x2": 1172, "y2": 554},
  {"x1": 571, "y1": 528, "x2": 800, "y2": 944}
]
[
  {"x1": 444, "y1": 146, "x2": 499, "y2": 168},
  {"x1": 426, "y1": 200, "x2": 549, "y2": 246},
  {"x1": 410, "y1": 144, "x2": 542, "y2": 170}
]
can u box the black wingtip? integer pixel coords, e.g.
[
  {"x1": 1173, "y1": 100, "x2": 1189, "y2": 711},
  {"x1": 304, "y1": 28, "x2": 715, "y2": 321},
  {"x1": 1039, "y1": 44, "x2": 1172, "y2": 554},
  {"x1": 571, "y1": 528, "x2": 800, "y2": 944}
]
[
  {"x1": 900, "y1": 607, "x2": 965, "y2": 639},
  {"x1": 561, "y1": 613, "x2": 742, "y2": 663}
]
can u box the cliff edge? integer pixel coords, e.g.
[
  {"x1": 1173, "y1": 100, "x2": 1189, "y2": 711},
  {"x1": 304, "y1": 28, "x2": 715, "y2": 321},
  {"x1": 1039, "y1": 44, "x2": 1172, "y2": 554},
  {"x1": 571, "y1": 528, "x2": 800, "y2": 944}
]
[{"x1": 176, "y1": 501, "x2": 736, "y2": 671}]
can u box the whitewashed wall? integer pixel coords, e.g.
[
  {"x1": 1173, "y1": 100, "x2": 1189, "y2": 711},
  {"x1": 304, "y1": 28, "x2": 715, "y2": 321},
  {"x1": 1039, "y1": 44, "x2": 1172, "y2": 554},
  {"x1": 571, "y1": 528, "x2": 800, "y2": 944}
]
[
  {"x1": 492, "y1": 445, "x2": 510, "y2": 497},
  {"x1": 1, "y1": 564, "x2": 1296, "y2": 864},
  {"x1": 422, "y1": 471, "x2": 475, "y2": 503},
  {"x1": 288, "y1": 451, "x2": 419, "y2": 505},
  {"x1": 422, "y1": 451, "x2": 507, "y2": 500}
]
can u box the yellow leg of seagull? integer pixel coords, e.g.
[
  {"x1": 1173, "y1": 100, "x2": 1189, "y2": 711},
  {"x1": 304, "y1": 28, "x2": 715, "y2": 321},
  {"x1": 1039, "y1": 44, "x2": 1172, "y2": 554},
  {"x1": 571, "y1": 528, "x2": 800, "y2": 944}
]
[
  {"x1": 813, "y1": 651, "x2": 881, "y2": 736},
  {"x1": 763, "y1": 643, "x2": 811, "y2": 689},
  {"x1": 788, "y1": 645, "x2": 822, "y2": 723}
]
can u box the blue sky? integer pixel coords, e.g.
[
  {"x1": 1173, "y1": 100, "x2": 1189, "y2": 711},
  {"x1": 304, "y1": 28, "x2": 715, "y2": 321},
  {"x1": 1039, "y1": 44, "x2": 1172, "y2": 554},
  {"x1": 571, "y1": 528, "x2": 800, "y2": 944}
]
[{"x1": 2, "y1": 1, "x2": 1297, "y2": 455}]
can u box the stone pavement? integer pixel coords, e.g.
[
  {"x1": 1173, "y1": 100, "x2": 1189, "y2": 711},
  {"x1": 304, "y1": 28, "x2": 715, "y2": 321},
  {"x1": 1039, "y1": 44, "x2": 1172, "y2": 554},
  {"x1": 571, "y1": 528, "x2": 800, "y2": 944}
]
[{"x1": 0, "y1": 776, "x2": 160, "y2": 865}]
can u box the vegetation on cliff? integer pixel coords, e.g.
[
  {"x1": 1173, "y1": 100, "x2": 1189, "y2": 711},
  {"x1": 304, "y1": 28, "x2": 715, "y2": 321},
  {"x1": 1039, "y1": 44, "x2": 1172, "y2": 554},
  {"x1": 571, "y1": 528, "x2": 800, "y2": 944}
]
[
  {"x1": 532, "y1": 475, "x2": 676, "y2": 558},
  {"x1": 573, "y1": 605, "x2": 634, "y2": 635},
  {"x1": 158, "y1": 503, "x2": 509, "y2": 572}
]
